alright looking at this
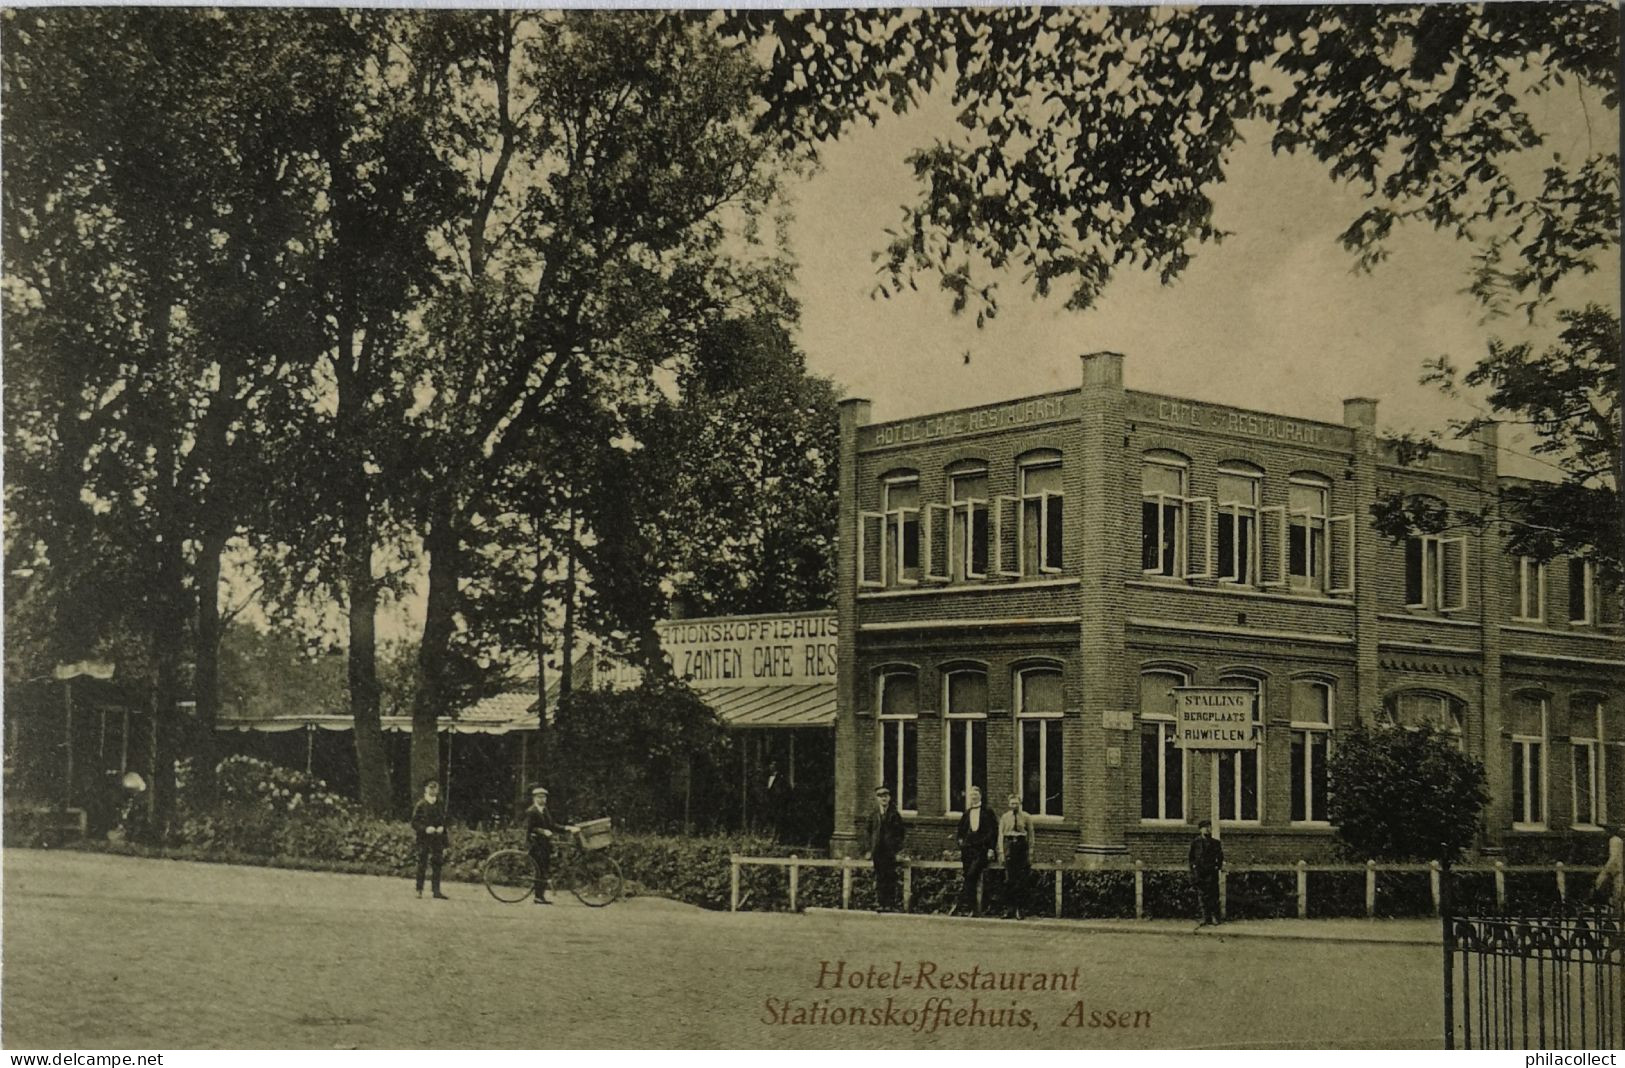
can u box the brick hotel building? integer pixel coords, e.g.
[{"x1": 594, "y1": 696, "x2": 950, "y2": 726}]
[{"x1": 831, "y1": 352, "x2": 1624, "y2": 866}]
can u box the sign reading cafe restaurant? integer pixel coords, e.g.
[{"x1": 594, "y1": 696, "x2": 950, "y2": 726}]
[{"x1": 1172, "y1": 687, "x2": 1258, "y2": 750}]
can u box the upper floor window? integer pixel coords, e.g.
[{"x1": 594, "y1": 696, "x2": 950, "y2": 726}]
[
  {"x1": 1512, "y1": 556, "x2": 1546, "y2": 622},
  {"x1": 1142, "y1": 452, "x2": 1203, "y2": 578},
  {"x1": 1288, "y1": 476, "x2": 1329, "y2": 591},
  {"x1": 1403, "y1": 505, "x2": 1467, "y2": 611},
  {"x1": 1139, "y1": 669, "x2": 1187, "y2": 822},
  {"x1": 998, "y1": 453, "x2": 1063, "y2": 578},
  {"x1": 1216, "y1": 463, "x2": 1262, "y2": 585},
  {"x1": 883, "y1": 476, "x2": 921, "y2": 586},
  {"x1": 877, "y1": 669, "x2": 919, "y2": 812},
  {"x1": 943, "y1": 668, "x2": 988, "y2": 815},
  {"x1": 1016, "y1": 666, "x2": 1064, "y2": 817},
  {"x1": 948, "y1": 467, "x2": 990, "y2": 581},
  {"x1": 1569, "y1": 558, "x2": 1621, "y2": 626}
]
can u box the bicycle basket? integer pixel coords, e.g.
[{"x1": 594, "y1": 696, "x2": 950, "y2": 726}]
[{"x1": 574, "y1": 817, "x2": 614, "y2": 851}]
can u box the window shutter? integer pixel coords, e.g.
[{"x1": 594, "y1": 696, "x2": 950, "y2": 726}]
[
  {"x1": 1327, "y1": 514, "x2": 1355, "y2": 595},
  {"x1": 1185, "y1": 496, "x2": 1212, "y2": 579},
  {"x1": 922, "y1": 503, "x2": 952, "y2": 583},
  {"x1": 993, "y1": 495, "x2": 1022, "y2": 577},
  {"x1": 1258, "y1": 504, "x2": 1288, "y2": 587},
  {"x1": 857, "y1": 511, "x2": 886, "y2": 589}
]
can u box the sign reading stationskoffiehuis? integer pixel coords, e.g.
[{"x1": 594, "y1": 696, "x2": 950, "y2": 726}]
[
  {"x1": 602, "y1": 612, "x2": 838, "y2": 690},
  {"x1": 1172, "y1": 687, "x2": 1258, "y2": 750}
]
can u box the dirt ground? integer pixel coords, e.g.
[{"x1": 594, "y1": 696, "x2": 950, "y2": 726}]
[{"x1": 2, "y1": 848, "x2": 1444, "y2": 1049}]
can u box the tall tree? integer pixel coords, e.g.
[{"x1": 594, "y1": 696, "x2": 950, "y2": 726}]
[{"x1": 396, "y1": 11, "x2": 790, "y2": 790}]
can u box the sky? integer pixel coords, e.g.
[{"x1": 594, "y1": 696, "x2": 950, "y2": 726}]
[{"x1": 784, "y1": 86, "x2": 1619, "y2": 482}]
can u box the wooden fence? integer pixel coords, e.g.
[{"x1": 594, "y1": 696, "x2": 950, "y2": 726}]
[{"x1": 726, "y1": 854, "x2": 1603, "y2": 919}]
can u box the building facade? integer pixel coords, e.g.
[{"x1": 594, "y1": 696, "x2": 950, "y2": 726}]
[{"x1": 832, "y1": 352, "x2": 1623, "y2": 866}]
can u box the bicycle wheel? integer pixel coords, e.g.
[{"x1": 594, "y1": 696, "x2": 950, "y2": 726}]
[
  {"x1": 483, "y1": 849, "x2": 539, "y2": 904},
  {"x1": 569, "y1": 851, "x2": 624, "y2": 907}
]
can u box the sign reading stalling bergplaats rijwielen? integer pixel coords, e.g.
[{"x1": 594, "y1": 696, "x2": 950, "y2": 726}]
[
  {"x1": 1171, "y1": 687, "x2": 1259, "y2": 750},
  {"x1": 600, "y1": 613, "x2": 839, "y2": 690}
]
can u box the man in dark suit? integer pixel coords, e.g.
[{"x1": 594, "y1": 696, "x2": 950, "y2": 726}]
[
  {"x1": 955, "y1": 786, "x2": 999, "y2": 916},
  {"x1": 863, "y1": 785, "x2": 906, "y2": 911},
  {"x1": 525, "y1": 785, "x2": 562, "y2": 905},
  {"x1": 410, "y1": 778, "x2": 450, "y2": 900},
  {"x1": 1189, "y1": 820, "x2": 1224, "y2": 925}
]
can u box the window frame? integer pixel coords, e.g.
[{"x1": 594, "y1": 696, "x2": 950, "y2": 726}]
[
  {"x1": 1138, "y1": 668, "x2": 1189, "y2": 824},
  {"x1": 1018, "y1": 460, "x2": 1065, "y2": 577},
  {"x1": 1512, "y1": 556, "x2": 1547, "y2": 623},
  {"x1": 1405, "y1": 533, "x2": 1469, "y2": 612},
  {"x1": 949, "y1": 468, "x2": 990, "y2": 582},
  {"x1": 876, "y1": 668, "x2": 919, "y2": 815},
  {"x1": 1215, "y1": 673, "x2": 1264, "y2": 825},
  {"x1": 1216, "y1": 462, "x2": 1263, "y2": 586},
  {"x1": 1510, "y1": 693, "x2": 1548, "y2": 832},
  {"x1": 1142, "y1": 453, "x2": 1200, "y2": 579},
  {"x1": 1014, "y1": 665, "x2": 1065, "y2": 819},
  {"x1": 941, "y1": 668, "x2": 989, "y2": 816},
  {"x1": 882, "y1": 475, "x2": 922, "y2": 588},
  {"x1": 1570, "y1": 694, "x2": 1607, "y2": 830},
  {"x1": 1287, "y1": 476, "x2": 1331, "y2": 592},
  {"x1": 1289, "y1": 677, "x2": 1334, "y2": 826},
  {"x1": 1570, "y1": 557, "x2": 1596, "y2": 625}
]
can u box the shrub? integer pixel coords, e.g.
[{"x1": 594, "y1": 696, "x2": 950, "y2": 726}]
[{"x1": 1328, "y1": 723, "x2": 1489, "y2": 863}]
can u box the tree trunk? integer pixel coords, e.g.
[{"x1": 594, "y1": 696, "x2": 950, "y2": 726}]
[
  {"x1": 410, "y1": 511, "x2": 459, "y2": 794},
  {"x1": 344, "y1": 488, "x2": 390, "y2": 815},
  {"x1": 190, "y1": 526, "x2": 228, "y2": 802},
  {"x1": 558, "y1": 507, "x2": 578, "y2": 709}
]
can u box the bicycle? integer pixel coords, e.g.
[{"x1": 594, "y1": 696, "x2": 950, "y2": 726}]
[{"x1": 483, "y1": 817, "x2": 624, "y2": 907}]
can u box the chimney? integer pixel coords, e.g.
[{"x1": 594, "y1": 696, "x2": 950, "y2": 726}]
[{"x1": 1342, "y1": 397, "x2": 1378, "y2": 430}]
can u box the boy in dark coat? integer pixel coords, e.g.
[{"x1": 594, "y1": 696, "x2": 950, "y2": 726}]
[
  {"x1": 525, "y1": 785, "x2": 561, "y2": 905},
  {"x1": 955, "y1": 786, "x2": 999, "y2": 916},
  {"x1": 411, "y1": 779, "x2": 450, "y2": 899},
  {"x1": 1189, "y1": 820, "x2": 1224, "y2": 925},
  {"x1": 863, "y1": 786, "x2": 906, "y2": 911}
]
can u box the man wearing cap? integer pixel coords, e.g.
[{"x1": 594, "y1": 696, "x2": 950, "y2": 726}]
[
  {"x1": 1188, "y1": 820, "x2": 1224, "y2": 925},
  {"x1": 525, "y1": 786, "x2": 562, "y2": 905},
  {"x1": 411, "y1": 778, "x2": 451, "y2": 900},
  {"x1": 863, "y1": 786, "x2": 906, "y2": 912}
]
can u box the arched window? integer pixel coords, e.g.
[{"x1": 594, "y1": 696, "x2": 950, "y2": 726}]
[
  {"x1": 1379, "y1": 690, "x2": 1465, "y2": 736},
  {"x1": 1403, "y1": 496, "x2": 1466, "y2": 612},
  {"x1": 1217, "y1": 462, "x2": 1263, "y2": 585},
  {"x1": 942, "y1": 668, "x2": 988, "y2": 814},
  {"x1": 1017, "y1": 451, "x2": 1064, "y2": 576},
  {"x1": 1288, "y1": 473, "x2": 1331, "y2": 590},
  {"x1": 1016, "y1": 666, "x2": 1064, "y2": 817},
  {"x1": 1569, "y1": 694, "x2": 1607, "y2": 828},
  {"x1": 1139, "y1": 669, "x2": 1187, "y2": 822},
  {"x1": 877, "y1": 669, "x2": 919, "y2": 812},
  {"x1": 1216, "y1": 674, "x2": 1263, "y2": 823},
  {"x1": 1289, "y1": 678, "x2": 1334, "y2": 824},
  {"x1": 883, "y1": 472, "x2": 921, "y2": 587},
  {"x1": 1508, "y1": 692, "x2": 1548, "y2": 829},
  {"x1": 1142, "y1": 451, "x2": 1193, "y2": 578},
  {"x1": 947, "y1": 462, "x2": 990, "y2": 581}
]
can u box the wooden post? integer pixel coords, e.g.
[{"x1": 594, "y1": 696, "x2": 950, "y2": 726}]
[
  {"x1": 789, "y1": 855, "x2": 800, "y2": 913},
  {"x1": 1494, "y1": 860, "x2": 1506, "y2": 910},
  {"x1": 1218, "y1": 869, "x2": 1228, "y2": 920},
  {"x1": 120, "y1": 709, "x2": 130, "y2": 774},
  {"x1": 1555, "y1": 861, "x2": 1566, "y2": 903},
  {"x1": 1134, "y1": 860, "x2": 1145, "y2": 920},
  {"x1": 305, "y1": 725, "x2": 315, "y2": 777},
  {"x1": 1429, "y1": 860, "x2": 1442, "y2": 916},
  {"x1": 1365, "y1": 860, "x2": 1377, "y2": 918},
  {"x1": 841, "y1": 861, "x2": 853, "y2": 910},
  {"x1": 1209, "y1": 751, "x2": 1222, "y2": 841},
  {"x1": 63, "y1": 679, "x2": 74, "y2": 807},
  {"x1": 902, "y1": 861, "x2": 912, "y2": 913},
  {"x1": 729, "y1": 855, "x2": 740, "y2": 912},
  {"x1": 1054, "y1": 869, "x2": 1063, "y2": 918},
  {"x1": 1296, "y1": 860, "x2": 1308, "y2": 919}
]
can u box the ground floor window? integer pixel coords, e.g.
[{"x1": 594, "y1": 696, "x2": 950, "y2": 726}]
[
  {"x1": 1573, "y1": 738, "x2": 1601, "y2": 828},
  {"x1": 1512, "y1": 738, "x2": 1545, "y2": 827},
  {"x1": 944, "y1": 668, "x2": 988, "y2": 814},
  {"x1": 1290, "y1": 731, "x2": 1329, "y2": 824},
  {"x1": 1017, "y1": 667, "x2": 1064, "y2": 817},
  {"x1": 1217, "y1": 676, "x2": 1262, "y2": 822}
]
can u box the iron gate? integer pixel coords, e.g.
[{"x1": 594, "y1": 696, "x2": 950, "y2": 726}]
[{"x1": 1445, "y1": 907, "x2": 1624, "y2": 1049}]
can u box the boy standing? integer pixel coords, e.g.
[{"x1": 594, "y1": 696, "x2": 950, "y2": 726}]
[{"x1": 411, "y1": 779, "x2": 450, "y2": 900}]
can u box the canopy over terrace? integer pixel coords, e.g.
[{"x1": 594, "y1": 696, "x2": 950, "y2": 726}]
[{"x1": 214, "y1": 690, "x2": 542, "y2": 819}]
